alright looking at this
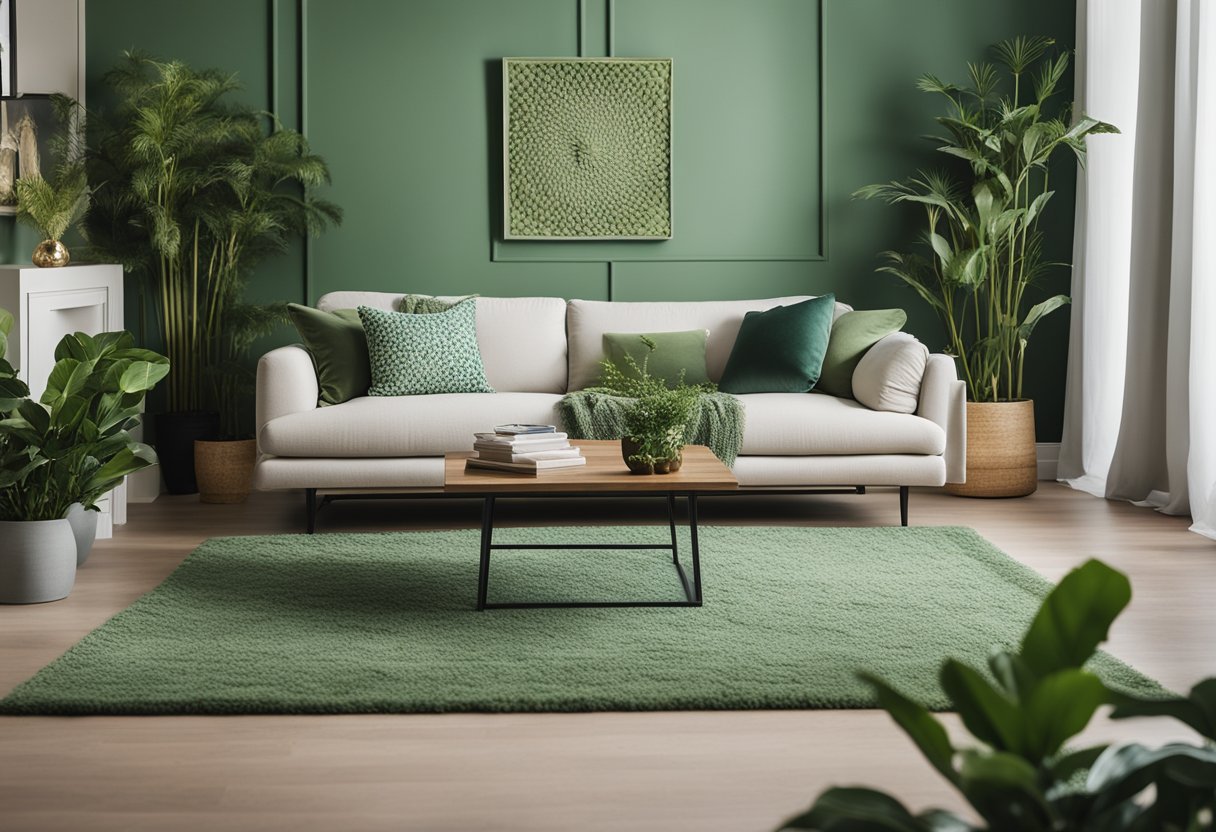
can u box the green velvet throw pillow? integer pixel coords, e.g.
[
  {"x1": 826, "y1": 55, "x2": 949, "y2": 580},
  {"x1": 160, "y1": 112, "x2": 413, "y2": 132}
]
[
  {"x1": 817, "y1": 308, "x2": 908, "y2": 397},
  {"x1": 718, "y1": 295, "x2": 836, "y2": 394},
  {"x1": 602, "y1": 330, "x2": 710, "y2": 388},
  {"x1": 287, "y1": 304, "x2": 370, "y2": 406},
  {"x1": 359, "y1": 299, "x2": 494, "y2": 396}
]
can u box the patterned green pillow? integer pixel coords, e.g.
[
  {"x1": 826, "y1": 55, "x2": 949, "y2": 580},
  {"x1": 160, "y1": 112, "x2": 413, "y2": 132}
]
[
  {"x1": 358, "y1": 299, "x2": 494, "y2": 395},
  {"x1": 397, "y1": 293, "x2": 477, "y2": 314}
]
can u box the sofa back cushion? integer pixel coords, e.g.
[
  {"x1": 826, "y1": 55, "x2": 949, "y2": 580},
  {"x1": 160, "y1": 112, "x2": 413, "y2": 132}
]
[
  {"x1": 566, "y1": 296, "x2": 852, "y2": 391},
  {"x1": 317, "y1": 293, "x2": 568, "y2": 393}
]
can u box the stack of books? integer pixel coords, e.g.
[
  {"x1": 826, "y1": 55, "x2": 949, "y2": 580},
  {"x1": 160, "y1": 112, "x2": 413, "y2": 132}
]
[{"x1": 465, "y1": 424, "x2": 586, "y2": 474}]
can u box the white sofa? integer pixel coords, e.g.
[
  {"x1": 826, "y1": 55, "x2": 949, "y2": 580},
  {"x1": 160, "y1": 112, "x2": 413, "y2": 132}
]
[{"x1": 255, "y1": 293, "x2": 966, "y2": 527}]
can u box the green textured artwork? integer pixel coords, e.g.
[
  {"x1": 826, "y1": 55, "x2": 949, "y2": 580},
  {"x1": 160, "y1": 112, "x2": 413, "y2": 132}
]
[{"x1": 503, "y1": 57, "x2": 672, "y2": 240}]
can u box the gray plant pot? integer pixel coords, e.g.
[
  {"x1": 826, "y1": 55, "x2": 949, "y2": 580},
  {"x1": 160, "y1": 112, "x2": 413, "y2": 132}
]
[
  {"x1": 65, "y1": 503, "x2": 99, "y2": 566},
  {"x1": 0, "y1": 519, "x2": 77, "y2": 604}
]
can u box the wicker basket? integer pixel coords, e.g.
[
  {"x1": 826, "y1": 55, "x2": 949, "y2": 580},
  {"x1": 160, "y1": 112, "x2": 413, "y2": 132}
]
[
  {"x1": 944, "y1": 400, "x2": 1037, "y2": 498},
  {"x1": 194, "y1": 439, "x2": 257, "y2": 504}
]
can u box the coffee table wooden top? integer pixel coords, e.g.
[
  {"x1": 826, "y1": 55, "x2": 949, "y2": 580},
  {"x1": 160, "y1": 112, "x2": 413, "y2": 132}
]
[{"x1": 444, "y1": 440, "x2": 738, "y2": 494}]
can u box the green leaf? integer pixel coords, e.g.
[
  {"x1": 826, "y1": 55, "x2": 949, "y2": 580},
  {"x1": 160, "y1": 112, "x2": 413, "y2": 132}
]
[
  {"x1": 1046, "y1": 744, "x2": 1110, "y2": 783},
  {"x1": 1019, "y1": 559, "x2": 1131, "y2": 679},
  {"x1": 119, "y1": 360, "x2": 171, "y2": 393},
  {"x1": 1025, "y1": 191, "x2": 1054, "y2": 226},
  {"x1": 16, "y1": 398, "x2": 51, "y2": 436},
  {"x1": 110, "y1": 347, "x2": 170, "y2": 365},
  {"x1": 987, "y1": 651, "x2": 1036, "y2": 701},
  {"x1": 860, "y1": 673, "x2": 957, "y2": 784},
  {"x1": 1022, "y1": 670, "x2": 1108, "y2": 758},
  {"x1": 0, "y1": 307, "x2": 12, "y2": 339},
  {"x1": 957, "y1": 750, "x2": 1054, "y2": 831},
  {"x1": 0, "y1": 375, "x2": 30, "y2": 412},
  {"x1": 781, "y1": 787, "x2": 929, "y2": 831},
  {"x1": 928, "y1": 233, "x2": 953, "y2": 268},
  {"x1": 54, "y1": 331, "x2": 99, "y2": 362},
  {"x1": 1088, "y1": 742, "x2": 1216, "y2": 814},
  {"x1": 1109, "y1": 678, "x2": 1216, "y2": 741},
  {"x1": 51, "y1": 395, "x2": 89, "y2": 435},
  {"x1": 939, "y1": 660, "x2": 1022, "y2": 752}
]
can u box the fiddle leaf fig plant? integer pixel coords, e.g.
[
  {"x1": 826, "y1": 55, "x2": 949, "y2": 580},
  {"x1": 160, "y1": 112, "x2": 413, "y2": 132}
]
[
  {"x1": 855, "y1": 35, "x2": 1118, "y2": 402},
  {"x1": 0, "y1": 317, "x2": 169, "y2": 521},
  {"x1": 777, "y1": 560, "x2": 1216, "y2": 831}
]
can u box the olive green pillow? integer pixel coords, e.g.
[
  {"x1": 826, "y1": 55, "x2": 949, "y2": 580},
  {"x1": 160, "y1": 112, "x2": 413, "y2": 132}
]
[
  {"x1": 287, "y1": 304, "x2": 370, "y2": 406},
  {"x1": 817, "y1": 309, "x2": 908, "y2": 397},
  {"x1": 718, "y1": 295, "x2": 836, "y2": 394},
  {"x1": 397, "y1": 293, "x2": 476, "y2": 314},
  {"x1": 358, "y1": 299, "x2": 494, "y2": 396},
  {"x1": 602, "y1": 330, "x2": 710, "y2": 388}
]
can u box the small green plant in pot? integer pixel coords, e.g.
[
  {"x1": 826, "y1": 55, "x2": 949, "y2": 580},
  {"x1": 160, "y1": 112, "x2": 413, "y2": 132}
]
[
  {"x1": 14, "y1": 95, "x2": 89, "y2": 268},
  {"x1": 854, "y1": 36, "x2": 1117, "y2": 497},
  {"x1": 0, "y1": 308, "x2": 169, "y2": 601},
  {"x1": 594, "y1": 337, "x2": 708, "y2": 475},
  {"x1": 776, "y1": 558, "x2": 1216, "y2": 830}
]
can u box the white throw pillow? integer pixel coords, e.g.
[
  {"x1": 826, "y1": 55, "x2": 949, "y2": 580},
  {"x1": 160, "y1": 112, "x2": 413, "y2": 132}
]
[{"x1": 851, "y1": 332, "x2": 929, "y2": 414}]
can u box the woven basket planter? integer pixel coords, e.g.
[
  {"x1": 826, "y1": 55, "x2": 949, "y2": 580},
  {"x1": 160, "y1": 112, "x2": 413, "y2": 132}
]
[
  {"x1": 944, "y1": 400, "x2": 1037, "y2": 498},
  {"x1": 194, "y1": 439, "x2": 257, "y2": 504}
]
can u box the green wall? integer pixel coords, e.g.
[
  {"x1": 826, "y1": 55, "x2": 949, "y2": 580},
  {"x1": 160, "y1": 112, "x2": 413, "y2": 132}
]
[{"x1": 82, "y1": 0, "x2": 1078, "y2": 440}]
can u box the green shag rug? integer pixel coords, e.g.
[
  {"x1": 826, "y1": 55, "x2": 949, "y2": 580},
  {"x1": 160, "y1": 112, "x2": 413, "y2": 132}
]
[{"x1": 0, "y1": 526, "x2": 1161, "y2": 715}]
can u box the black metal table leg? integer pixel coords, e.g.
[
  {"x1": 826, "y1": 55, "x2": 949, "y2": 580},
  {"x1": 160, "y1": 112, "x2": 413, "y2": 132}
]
[
  {"x1": 667, "y1": 493, "x2": 680, "y2": 565},
  {"x1": 476, "y1": 496, "x2": 495, "y2": 611},
  {"x1": 687, "y1": 494, "x2": 703, "y2": 606}
]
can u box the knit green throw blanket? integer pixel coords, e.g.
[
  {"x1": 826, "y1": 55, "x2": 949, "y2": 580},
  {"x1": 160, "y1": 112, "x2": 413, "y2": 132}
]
[{"x1": 557, "y1": 391, "x2": 746, "y2": 467}]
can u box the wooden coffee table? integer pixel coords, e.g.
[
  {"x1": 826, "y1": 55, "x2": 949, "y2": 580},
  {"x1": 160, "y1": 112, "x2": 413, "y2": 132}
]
[{"x1": 444, "y1": 440, "x2": 738, "y2": 610}]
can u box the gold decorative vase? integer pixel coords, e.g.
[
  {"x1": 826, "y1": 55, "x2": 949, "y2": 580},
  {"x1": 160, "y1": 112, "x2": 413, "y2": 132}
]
[
  {"x1": 944, "y1": 399, "x2": 1038, "y2": 498},
  {"x1": 32, "y1": 240, "x2": 70, "y2": 268},
  {"x1": 194, "y1": 438, "x2": 257, "y2": 504},
  {"x1": 621, "y1": 437, "x2": 683, "y2": 475}
]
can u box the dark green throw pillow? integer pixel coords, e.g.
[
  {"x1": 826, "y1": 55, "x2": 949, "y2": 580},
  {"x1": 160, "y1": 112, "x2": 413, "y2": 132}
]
[
  {"x1": 287, "y1": 303, "x2": 370, "y2": 406},
  {"x1": 718, "y1": 295, "x2": 836, "y2": 394},
  {"x1": 817, "y1": 308, "x2": 908, "y2": 397},
  {"x1": 602, "y1": 330, "x2": 710, "y2": 388}
]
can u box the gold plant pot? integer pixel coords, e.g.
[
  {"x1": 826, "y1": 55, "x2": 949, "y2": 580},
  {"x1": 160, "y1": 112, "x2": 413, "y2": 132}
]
[
  {"x1": 194, "y1": 438, "x2": 257, "y2": 504},
  {"x1": 621, "y1": 437, "x2": 683, "y2": 475},
  {"x1": 32, "y1": 239, "x2": 70, "y2": 268},
  {"x1": 944, "y1": 399, "x2": 1038, "y2": 498}
]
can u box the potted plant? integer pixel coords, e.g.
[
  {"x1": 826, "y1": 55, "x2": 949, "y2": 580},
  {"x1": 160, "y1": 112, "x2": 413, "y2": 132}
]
[
  {"x1": 777, "y1": 558, "x2": 1216, "y2": 830},
  {"x1": 855, "y1": 36, "x2": 1117, "y2": 497},
  {"x1": 0, "y1": 308, "x2": 168, "y2": 602},
  {"x1": 14, "y1": 95, "x2": 88, "y2": 268},
  {"x1": 594, "y1": 337, "x2": 705, "y2": 475},
  {"x1": 83, "y1": 54, "x2": 341, "y2": 496}
]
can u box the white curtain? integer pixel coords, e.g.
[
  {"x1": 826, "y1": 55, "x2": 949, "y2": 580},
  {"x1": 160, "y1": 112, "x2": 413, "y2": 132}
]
[{"x1": 1059, "y1": 0, "x2": 1216, "y2": 540}]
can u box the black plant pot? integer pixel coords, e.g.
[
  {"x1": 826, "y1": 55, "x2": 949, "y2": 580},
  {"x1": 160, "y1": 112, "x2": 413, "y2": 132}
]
[{"x1": 155, "y1": 411, "x2": 220, "y2": 495}]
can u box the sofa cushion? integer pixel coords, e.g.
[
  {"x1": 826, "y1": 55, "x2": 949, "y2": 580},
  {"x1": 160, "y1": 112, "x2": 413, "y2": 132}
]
[
  {"x1": 719, "y1": 295, "x2": 835, "y2": 394},
  {"x1": 602, "y1": 329, "x2": 710, "y2": 388},
  {"x1": 567, "y1": 296, "x2": 852, "y2": 392},
  {"x1": 738, "y1": 393, "x2": 945, "y2": 456},
  {"x1": 286, "y1": 304, "x2": 369, "y2": 406},
  {"x1": 851, "y1": 332, "x2": 929, "y2": 414},
  {"x1": 318, "y1": 293, "x2": 568, "y2": 393},
  {"x1": 817, "y1": 308, "x2": 908, "y2": 397},
  {"x1": 260, "y1": 393, "x2": 563, "y2": 457},
  {"x1": 359, "y1": 301, "x2": 494, "y2": 396}
]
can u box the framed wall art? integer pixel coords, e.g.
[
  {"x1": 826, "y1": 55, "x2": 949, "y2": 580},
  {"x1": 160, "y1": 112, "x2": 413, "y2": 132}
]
[{"x1": 502, "y1": 57, "x2": 672, "y2": 241}]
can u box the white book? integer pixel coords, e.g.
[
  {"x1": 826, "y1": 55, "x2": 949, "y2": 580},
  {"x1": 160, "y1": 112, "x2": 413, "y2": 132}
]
[
  {"x1": 473, "y1": 438, "x2": 571, "y2": 453},
  {"x1": 473, "y1": 431, "x2": 569, "y2": 445},
  {"x1": 475, "y1": 447, "x2": 583, "y2": 463},
  {"x1": 465, "y1": 456, "x2": 587, "y2": 474}
]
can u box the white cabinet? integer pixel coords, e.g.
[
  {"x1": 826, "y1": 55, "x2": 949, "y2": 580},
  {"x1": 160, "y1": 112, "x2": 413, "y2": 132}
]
[
  {"x1": 0, "y1": 263, "x2": 127, "y2": 536},
  {"x1": 4, "y1": 0, "x2": 84, "y2": 100}
]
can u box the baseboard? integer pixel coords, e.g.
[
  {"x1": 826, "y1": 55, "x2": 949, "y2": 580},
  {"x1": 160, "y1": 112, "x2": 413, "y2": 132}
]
[{"x1": 1036, "y1": 442, "x2": 1060, "y2": 481}]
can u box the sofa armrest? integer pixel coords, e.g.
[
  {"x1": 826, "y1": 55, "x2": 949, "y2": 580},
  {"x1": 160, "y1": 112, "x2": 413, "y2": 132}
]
[
  {"x1": 917, "y1": 354, "x2": 967, "y2": 484},
  {"x1": 256, "y1": 345, "x2": 319, "y2": 451}
]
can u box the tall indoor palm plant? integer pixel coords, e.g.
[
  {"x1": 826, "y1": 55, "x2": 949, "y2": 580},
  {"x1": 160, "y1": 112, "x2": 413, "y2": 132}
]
[
  {"x1": 84, "y1": 53, "x2": 341, "y2": 495},
  {"x1": 855, "y1": 36, "x2": 1116, "y2": 496}
]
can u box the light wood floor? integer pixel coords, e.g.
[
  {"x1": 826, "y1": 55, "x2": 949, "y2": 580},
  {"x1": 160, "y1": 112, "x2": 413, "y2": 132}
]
[{"x1": 1, "y1": 484, "x2": 1213, "y2": 831}]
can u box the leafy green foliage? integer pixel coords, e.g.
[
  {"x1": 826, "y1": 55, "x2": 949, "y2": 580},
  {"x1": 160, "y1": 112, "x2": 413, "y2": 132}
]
[
  {"x1": 591, "y1": 336, "x2": 712, "y2": 465},
  {"x1": 777, "y1": 558, "x2": 1216, "y2": 830},
  {"x1": 83, "y1": 53, "x2": 342, "y2": 435},
  {"x1": 854, "y1": 36, "x2": 1118, "y2": 402},
  {"x1": 0, "y1": 313, "x2": 169, "y2": 521},
  {"x1": 15, "y1": 95, "x2": 89, "y2": 242}
]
